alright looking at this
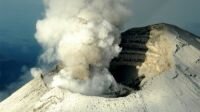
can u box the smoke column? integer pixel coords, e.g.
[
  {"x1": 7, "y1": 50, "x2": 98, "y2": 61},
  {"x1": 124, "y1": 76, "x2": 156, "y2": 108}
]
[{"x1": 35, "y1": 0, "x2": 131, "y2": 96}]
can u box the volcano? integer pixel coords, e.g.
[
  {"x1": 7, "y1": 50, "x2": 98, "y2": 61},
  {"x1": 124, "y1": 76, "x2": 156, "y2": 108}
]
[{"x1": 0, "y1": 23, "x2": 200, "y2": 112}]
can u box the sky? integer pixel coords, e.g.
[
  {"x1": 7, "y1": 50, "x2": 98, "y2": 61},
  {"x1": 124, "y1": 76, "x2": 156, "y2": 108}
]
[
  {"x1": 0, "y1": 0, "x2": 43, "y2": 62},
  {"x1": 0, "y1": 0, "x2": 200, "y2": 100},
  {"x1": 126, "y1": 0, "x2": 200, "y2": 36}
]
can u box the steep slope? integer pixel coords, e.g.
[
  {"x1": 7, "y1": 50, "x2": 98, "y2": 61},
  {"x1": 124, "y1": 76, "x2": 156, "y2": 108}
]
[
  {"x1": 0, "y1": 57, "x2": 33, "y2": 101},
  {"x1": 0, "y1": 23, "x2": 200, "y2": 112}
]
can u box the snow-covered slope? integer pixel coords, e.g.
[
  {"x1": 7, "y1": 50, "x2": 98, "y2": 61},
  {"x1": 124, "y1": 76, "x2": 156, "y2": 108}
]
[{"x1": 0, "y1": 23, "x2": 200, "y2": 112}]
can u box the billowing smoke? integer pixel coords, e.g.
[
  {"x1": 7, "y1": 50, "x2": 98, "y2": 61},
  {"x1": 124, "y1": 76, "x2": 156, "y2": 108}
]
[{"x1": 34, "y1": 0, "x2": 131, "y2": 96}]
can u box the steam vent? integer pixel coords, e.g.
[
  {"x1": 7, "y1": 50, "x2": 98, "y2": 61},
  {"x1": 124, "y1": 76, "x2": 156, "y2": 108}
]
[{"x1": 0, "y1": 23, "x2": 200, "y2": 112}]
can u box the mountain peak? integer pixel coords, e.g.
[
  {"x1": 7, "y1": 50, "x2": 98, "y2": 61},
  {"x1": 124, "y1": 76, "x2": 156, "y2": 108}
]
[{"x1": 1, "y1": 23, "x2": 200, "y2": 112}]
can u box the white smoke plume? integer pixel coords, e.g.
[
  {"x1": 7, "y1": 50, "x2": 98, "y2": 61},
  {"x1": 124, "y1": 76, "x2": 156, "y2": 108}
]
[{"x1": 34, "y1": 0, "x2": 131, "y2": 96}]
